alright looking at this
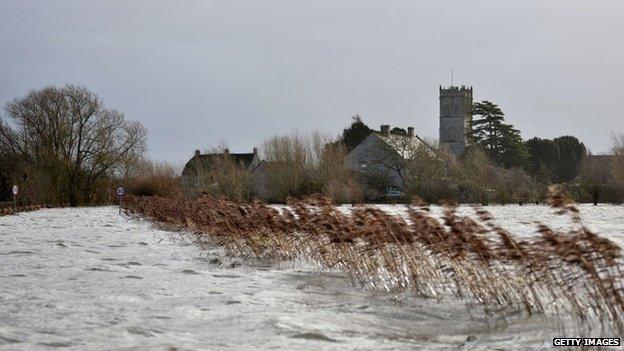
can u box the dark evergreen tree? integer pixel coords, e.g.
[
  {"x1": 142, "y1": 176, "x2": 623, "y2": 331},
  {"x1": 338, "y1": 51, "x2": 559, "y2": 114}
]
[
  {"x1": 499, "y1": 124, "x2": 529, "y2": 168},
  {"x1": 342, "y1": 115, "x2": 373, "y2": 151},
  {"x1": 468, "y1": 101, "x2": 527, "y2": 168},
  {"x1": 524, "y1": 137, "x2": 560, "y2": 182},
  {"x1": 553, "y1": 136, "x2": 586, "y2": 182},
  {"x1": 468, "y1": 101, "x2": 505, "y2": 152}
]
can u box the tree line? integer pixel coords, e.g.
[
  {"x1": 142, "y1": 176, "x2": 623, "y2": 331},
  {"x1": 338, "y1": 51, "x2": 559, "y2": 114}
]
[
  {"x1": 465, "y1": 101, "x2": 623, "y2": 204},
  {"x1": 187, "y1": 110, "x2": 622, "y2": 205},
  {"x1": 338, "y1": 103, "x2": 624, "y2": 204},
  {"x1": 1, "y1": 85, "x2": 622, "y2": 206}
]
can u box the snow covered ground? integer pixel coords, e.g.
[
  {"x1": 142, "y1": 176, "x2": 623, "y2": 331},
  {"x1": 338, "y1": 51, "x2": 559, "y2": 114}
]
[{"x1": 0, "y1": 205, "x2": 622, "y2": 350}]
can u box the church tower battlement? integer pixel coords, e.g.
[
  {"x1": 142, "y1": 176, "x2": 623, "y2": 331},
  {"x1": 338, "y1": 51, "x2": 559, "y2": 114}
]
[{"x1": 439, "y1": 85, "x2": 473, "y2": 155}]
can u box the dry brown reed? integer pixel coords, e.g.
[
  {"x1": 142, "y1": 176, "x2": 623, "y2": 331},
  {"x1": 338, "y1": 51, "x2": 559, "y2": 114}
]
[{"x1": 123, "y1": 185, "x2": 624, "y2": 337}]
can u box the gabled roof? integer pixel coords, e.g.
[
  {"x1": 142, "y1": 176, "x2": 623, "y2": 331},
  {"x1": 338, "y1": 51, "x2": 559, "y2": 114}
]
[{"x1": 182, "y1": 152, "x2": 258, "y2": 176}]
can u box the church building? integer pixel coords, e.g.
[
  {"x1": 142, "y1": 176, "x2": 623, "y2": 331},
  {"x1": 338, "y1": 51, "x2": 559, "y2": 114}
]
[{"x1": 438, "y1": 85, "x2": 473, "y2": 156}]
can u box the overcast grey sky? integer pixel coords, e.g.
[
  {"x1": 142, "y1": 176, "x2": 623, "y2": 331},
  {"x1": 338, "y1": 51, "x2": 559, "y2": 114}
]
[{"x1": 1, "y1": 1, "x2": 623, "y2": 163}]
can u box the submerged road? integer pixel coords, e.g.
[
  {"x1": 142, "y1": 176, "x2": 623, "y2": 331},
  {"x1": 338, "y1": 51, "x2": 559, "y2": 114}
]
[{"x1": 2, "y1": 206, "x2": 618, "y2": 350}]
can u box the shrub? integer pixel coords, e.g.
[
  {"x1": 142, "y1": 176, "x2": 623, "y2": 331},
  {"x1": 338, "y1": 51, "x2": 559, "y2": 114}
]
[
  {"x1": 124, "y1": 160, "x2": 182, "y2": 199},
  {"x1": 259, "y1": 132, "x2": 363, "y2": 203}
]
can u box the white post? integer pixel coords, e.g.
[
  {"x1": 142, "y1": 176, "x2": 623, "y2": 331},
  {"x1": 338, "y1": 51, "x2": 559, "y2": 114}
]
[
  {"x1": 116, "y1": 186, "x2": 125, "y2": 215},
  {"x1": 11, "y1": 185, "x2": 18, "y2": 212}
]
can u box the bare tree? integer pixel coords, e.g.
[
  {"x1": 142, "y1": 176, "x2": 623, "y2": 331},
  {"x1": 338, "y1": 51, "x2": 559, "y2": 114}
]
[
  {"x1": 611, "y1": 133, "x2": 624, "y2": 195},
  {"x1": 318, "y1": 143, "x2": 363, "y2": 203},
  {"x1": 451, "y1": 148, "x2": 493, "y2": 204},
  {"x1": 403, "y1": 139, "x2": 449, "y2": 201},
  {"x1": 366, "y1": 135, "x2": 418, "y2": 186},
  {"x1": 123, "y1": 159, "x2": 181, "y2": 198},
  {"x1": 0, "y1": 85, "x2": 146, "y2": 205},
  {"x1": 261, "y1": 132, "x2": 326, "y2": 200},
  {"x1": 355, "y1": 135, "x2": 445, "y2": 200},
  {"x1": 489, "y1": 167, "x2": 539, "y2": 204},
  {"x1": 197, "y1": 155, "x2": 253, "y2": 202},
  {"x1": 259, "y1": 131, "x2": 362, "y2": 203},
  {"x1": 578, "y1": 154, "x2": 614, "y2": 205}
]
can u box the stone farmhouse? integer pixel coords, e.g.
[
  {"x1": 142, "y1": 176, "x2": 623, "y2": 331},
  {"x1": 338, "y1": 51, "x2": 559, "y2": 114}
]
[
  {"x1": 345, "y1": 125, "x2": 428, "y2": 193},
  {"x1": 181, "y1": 148, "x2": 261, "y2": 197}
]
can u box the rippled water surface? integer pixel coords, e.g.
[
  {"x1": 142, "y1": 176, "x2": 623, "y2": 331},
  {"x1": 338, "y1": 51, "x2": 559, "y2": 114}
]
[{"x1": 1, "y1": 205, "x2": 623, "y2": 350}]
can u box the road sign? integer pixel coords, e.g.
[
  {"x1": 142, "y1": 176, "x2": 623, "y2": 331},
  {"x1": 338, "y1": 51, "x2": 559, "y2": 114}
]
[
  {"x1": 12, "y1": 185, "x2": 18, "y2": 195},
  {"x1": 116, "y1": 186, "x2": 125, "y2": 215}
]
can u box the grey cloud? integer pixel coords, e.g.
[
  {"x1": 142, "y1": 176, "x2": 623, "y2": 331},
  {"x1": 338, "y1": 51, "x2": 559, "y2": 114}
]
[{"x1": 1, "y1": 0, "x2": 622, "y2": 163}]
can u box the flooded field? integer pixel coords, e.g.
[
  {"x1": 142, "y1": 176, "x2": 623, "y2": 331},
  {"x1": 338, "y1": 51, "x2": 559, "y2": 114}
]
[{"x1": 1, "y1": 205, "x2": 623, "y2": 350}]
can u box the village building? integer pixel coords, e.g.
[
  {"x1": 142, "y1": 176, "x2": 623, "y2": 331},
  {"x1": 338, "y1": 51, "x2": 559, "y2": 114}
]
[
  {"x1": 345, "y1": 124, "x2": 428, "y2": 195},
  {"x1": 181, "y1": 148, "x2": 261, "y2": 197},
  {"x1": 439, "y1": 85, "x2": 473, "y2": 156},
  {"x1": 341, "y1": 85, "x2": 471, "y2": 197}
]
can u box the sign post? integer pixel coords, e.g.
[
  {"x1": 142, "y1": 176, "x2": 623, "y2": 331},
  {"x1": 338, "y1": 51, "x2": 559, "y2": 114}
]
[
  {"x1": 11, "y1": 185, "x2": 18, "y2": 212},
  {"x1": 115, "y1": 186, "x2": 126, "y2": 215}
]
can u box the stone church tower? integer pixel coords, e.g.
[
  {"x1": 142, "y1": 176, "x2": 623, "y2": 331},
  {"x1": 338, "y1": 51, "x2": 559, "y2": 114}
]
[{"x1": 439, "y1": 85, "x2": 473, "y2": 155}]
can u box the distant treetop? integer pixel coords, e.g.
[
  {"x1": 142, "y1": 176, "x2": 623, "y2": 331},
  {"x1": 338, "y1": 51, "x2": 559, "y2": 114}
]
[{"x1": 342, "y1": 115, "x2": 373, "y2": 151}]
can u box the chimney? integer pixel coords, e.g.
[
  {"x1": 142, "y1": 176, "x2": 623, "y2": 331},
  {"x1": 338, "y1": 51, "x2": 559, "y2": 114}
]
[
  {"x1": 253, "y1": 147, "x2": 258, "y2": 155},
  {"x1": 380, "y1": 124, "x2": 390, "y2": 136},
  {"x1": 194, "y1": 149, "x2": 201, "y2": 157},
  {"x1": 224, "y1": 148, "x2": 229, "y2": 155},
  {"x1": 407, "y1": 127, "x2": 414, "y2": 137}
]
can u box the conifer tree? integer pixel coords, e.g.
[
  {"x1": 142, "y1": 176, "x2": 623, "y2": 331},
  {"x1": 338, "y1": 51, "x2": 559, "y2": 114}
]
[
  {"x1": 469, "y1": 101, "x2": 505, "y2": 153},
  {"x1": 525, "y1": 137, "x2": 560, "y2": 182},
  {"x1": 553, "y1": 136, "x2": 586, "y2": 182},
  {"x1": 342, "y1": 115, "x2": 373, "y2": 151},
  {"x1": 467, "y1": 101, "x2": 527, "y2": 168}
]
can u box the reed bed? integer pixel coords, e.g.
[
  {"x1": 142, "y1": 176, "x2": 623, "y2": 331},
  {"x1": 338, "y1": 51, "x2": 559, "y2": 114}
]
[{"x1": 123, "y1": 185, "x2": 624, "y2": 337}]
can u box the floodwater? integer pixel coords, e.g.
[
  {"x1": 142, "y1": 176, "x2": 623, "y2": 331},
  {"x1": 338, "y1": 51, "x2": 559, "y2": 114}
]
[{"x1": 1, "y1": 205, "x2": 623, "y2": 350}]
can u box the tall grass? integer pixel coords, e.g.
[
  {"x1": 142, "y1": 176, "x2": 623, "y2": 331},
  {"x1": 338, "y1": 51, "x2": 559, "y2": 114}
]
[{"x1": 124, "y1": 185, "x2": 624, "y2": 336}]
